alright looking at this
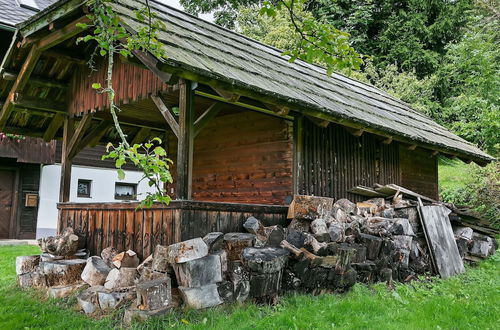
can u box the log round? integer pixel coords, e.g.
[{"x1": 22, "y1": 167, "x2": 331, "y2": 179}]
[
  {"x1": 81, "y1": 256, "x2": 112, "y2": 286},
  {"x1": 41, "y1": 259, "x2": 87, "y2": 286}
]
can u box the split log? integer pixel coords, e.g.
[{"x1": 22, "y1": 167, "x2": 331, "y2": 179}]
[
  {"x1": 38, "y1": 228, "x2": 79, "y2": 256},
  {"x1": 390, "y1": 218, "x2": 415, "y2": 236},
  {"x1": 328, "y1": 223, "x2": 345, "y2": 242},
  {"x1": 362, "y1": 217, "x2": 393, "y2": 236},
  {"x1": 280, "y1": 240, "x2": 302, "y2": 258},
  {"x1": 213, "y1": 249, "x2": 228, "y2": 273},
  {"x1": 179, "y1": 284, "x2": 223, "y2": 309},
  {"x1": 81, "y1": 256, "x2": 111, "y2": 286},
  {"x1": 98, "y1": 290, "x2": 135, "y2": 310},
  {"x1": 41, "y1": 259, "x2": 87, "y2": 286},
  {"x1": 136, "y1": 277, "x2": 172, "y2": 310},
  {"x1": 101, "y1": 247, "x2": 118, "y2": 268},
  {"x1": 165, "y1": 238, "x2": 209, "y2": 264},
  {"x1": 227, "y1": 261, "x2": 250, "y2": 302},
  {"x1": 286, "y1": 230, "x2": 307, "y2": 249},
  {"x1": 47, "y1": 283, "x2": 87, "y2": 298},
  {"x1": 333, "y1": 198, "x2": 358, "y2": 215},
  {"x1": 224, "y1": 233, "x2": 255, "y2": 261},
  {"x1": 291, "y1": 195, "x2": 334, "y2": 221},
  {"x1": 264, "y1": 225, "x2": 286, "y2": 247},
  {"x1": 104, "y1": 268, "x2": 138, "y2": 290},
  {"x1": 152, "y1": 245, "x2": 169, "y2": 272},
  {"x1": 310, "y1": 219, "x2": 328, "y2": 235},
  {"x1": 359, "y1": 233, "x2": 383, "y2": 260},
  {"x1": 241, "y1": 247, "x2": 289, "y2": 274},
  {"x1": 137, "y1": 255, "x2": 153, "y2": 276},
  {"x1": 113, "y1": 250, "x2": 139, "y2": 268},
  {"x1": 203, "y1": 232, "x2": 225, "y2": 252},
  {"x1": 174, "y1": 255, "x2": 222, "y2": 287},
  {"x1": 243, "y1": 216, "x2": 266, "y2": 236},
  {"x1": 77, "y1": 286, "x2": 103, "y2": 315},
  {"x1": 217, "y1": 281, "x2": 235, "y2": 303},
  {"x1": 303, "y1": 234, "x2": 327, "y2": 254},
  {"x1": 16, "y1": 255, "x2": 40, "y2": 275}
]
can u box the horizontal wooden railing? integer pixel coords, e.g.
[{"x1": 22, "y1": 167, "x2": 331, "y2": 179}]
[{"x1": 58, "y1": 200, "x2": 289, "y2": 259}]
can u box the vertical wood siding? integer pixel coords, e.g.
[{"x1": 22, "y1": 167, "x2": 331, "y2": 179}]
[
  {"x1": 400, "y1": 146, "x2": 439, "y2": 200},
  {"x1": 192, "y1": 111, "x2": 293, "y2": 205},
  {"x1": 68, "y1": 57, "x2": 171, "y2": 116},
  {"x1": 299, "y1": 120, "x2": 401, "y2": 201},
  {"x1": 58, "y1": 201, "x2": 288, "y2": 259}
]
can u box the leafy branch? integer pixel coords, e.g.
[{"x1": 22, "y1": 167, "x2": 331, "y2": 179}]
[{"x1": 76, "y1": 0, "x2": 172, "y2": 208}]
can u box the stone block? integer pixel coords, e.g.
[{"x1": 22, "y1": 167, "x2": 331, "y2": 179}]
[
  {"x1": 174, "y1": 255, "x2": 222, "y2": 287},
  {"x1": 179, "y1": 284, "x2": 223, "y2": 309}
]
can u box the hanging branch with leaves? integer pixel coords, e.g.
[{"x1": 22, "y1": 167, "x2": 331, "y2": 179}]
[{"x1": 76, "y1": 0, "x2": 172, "y2": 208}]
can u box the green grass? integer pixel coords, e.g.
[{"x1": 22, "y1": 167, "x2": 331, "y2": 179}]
[
  {"x1": 438, "y1": 158, "x2": 474, "y2": 190},
  {"x1": 0, "y1": 245, "x2": 499, "y2": 329}
]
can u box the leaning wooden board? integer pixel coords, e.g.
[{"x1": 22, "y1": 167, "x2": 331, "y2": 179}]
[{"x1": 418, "y1": 205, "x2": 465, "y2": 278}]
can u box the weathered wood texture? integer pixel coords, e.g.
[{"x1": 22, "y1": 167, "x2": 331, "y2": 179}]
[
  {"x1": 298, "y1": 120, "x2": 401, "y2": 202},
  {"x1": 192, "y1": 111, "x2": 293, "y2": 205},
  {"x1": 0, "y1": 137, "x2": 55, "y2": 164},
  {"x1": 68, "y1": 56, "x2": 171, "y2": 116},
  {"x1": 57, "y1": 201, "x2": 288, "y2": 259},
  {"x1": 419, "y1": 205, "x2": 464, "y2": 278},
  {"x1": 400, "y1": 147, "x2": 438, "y2": 200}
]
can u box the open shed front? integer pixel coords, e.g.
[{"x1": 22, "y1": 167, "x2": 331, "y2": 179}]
[{"x1": 0, "y1": 1, "x2": 492, "y2": 257}]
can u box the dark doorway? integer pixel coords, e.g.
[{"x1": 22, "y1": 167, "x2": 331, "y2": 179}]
[{"x1": 0, "y1": 169, "x2": 16, "y2": 238}]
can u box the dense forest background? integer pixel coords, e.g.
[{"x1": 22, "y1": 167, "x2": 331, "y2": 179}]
[{"x1": 182, "y1": 0, "x2": 499, "y2": 225}]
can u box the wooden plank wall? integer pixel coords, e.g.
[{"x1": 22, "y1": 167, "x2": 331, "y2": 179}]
[
  {"x1": 191, "y1": 111, "x2": 293, "y2": 205},
  {"x1": 68, "y1": 56, "x2": 171, "y2": 116},
  {"x1": 17, "y1": 164, "x2": 41, "y2": 239},
  {"x1": 400, "y1": 146, "x2": 438, "y2": 200},
  {"x1": 299, "y1": 120, "x2": 401, "y2": 201},
  {"x1": 58, "y1": 201, "x2": 288, "y2": 259},
  {"x1": 0, "y1": 137, "x2": 55, "y2": 164}
]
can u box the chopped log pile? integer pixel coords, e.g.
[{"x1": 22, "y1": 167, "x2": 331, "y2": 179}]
[{"x1": 16, "y1": 190, "x2": 497, "y2": 324}]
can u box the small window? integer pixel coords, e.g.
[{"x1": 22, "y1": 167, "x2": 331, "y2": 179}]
[
  {"x1": 77, "y1": 179, "x2": 91, "y2": 198},
  {"x1": 115, "y1": 182, "x2": 137, "y2": 200}
]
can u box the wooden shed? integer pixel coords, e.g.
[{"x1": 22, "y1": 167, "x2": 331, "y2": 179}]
[{"x1": 0, "y1": 0, "x2": 493, "y2": 257}]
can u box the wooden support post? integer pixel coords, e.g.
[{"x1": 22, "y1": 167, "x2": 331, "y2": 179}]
[
  {"x1": 59, "y1": 117, "x2": 75, "y2": 203},
  {"x1": 293, "y1": 115, "x2": 304, "y2": 195},
  {"x1": 176, "y1": 79, "x2": 195, "y2": 200}
]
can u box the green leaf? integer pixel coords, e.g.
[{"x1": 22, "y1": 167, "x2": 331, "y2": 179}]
[
  {"x1": 117, "y1": 169, "x2": 125, "y2": 180},
  {"x1": 92, "y1": 83, "x2": 102, "y2": 89}
]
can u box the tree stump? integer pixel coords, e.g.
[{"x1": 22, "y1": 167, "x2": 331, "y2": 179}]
[
  {"x1": 241, "y1": 247, "x2": 289, "y2": 274},
  {"x1": 81, "y1": 256, "x2": 111, "y2": 286},
  {"x1": 41, "y1": 259, "x2": 87, "y2": 286}
]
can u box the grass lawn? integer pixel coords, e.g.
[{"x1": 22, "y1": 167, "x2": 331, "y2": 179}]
[
  {"x1": 0, "y1": 245, "x2": 499, "y2": 329},
  {"x1": 438, "y1": 158, "x2": 474, "y2": 191}
]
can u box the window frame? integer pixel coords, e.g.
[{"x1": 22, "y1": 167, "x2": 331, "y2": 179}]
[
  {"x1": 77, "y1": 179, "x2": 92, "y2": 198},
  {"x1": 114, "y1": 182, "x2": 138, "y2": 200}
]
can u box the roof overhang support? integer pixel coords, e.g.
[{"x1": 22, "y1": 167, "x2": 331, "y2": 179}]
[
  {"x1": 67, "y1": 112, "x2": 94, "y2": 160},
  {"x1": 345, "y1": 127, "x2": 364, "y2": 137},
  {"x1": 307, "y1": 116, "x2": 329, "y2": 128},
  {"x1": 193, "y1": 102, "x2": 223, "y2": 138},
  {"x1": 176, "y1": 79, "x2": 195, "y2": 200},
  {"x1": 43, "y1": 113, "x2": 66, "y2": 142},
  {"x1": 151, "y1": 94, "x2": 180, "y2": 138},
  {"x1": 0, "y1": 16, "x2": 89, "y2": 131},
  {"x1": 2, "y1": 70, "x2": 68, "y2": 89},
  {"x1": 382, "y1": 137, "x2": 393, "y2": 145}
]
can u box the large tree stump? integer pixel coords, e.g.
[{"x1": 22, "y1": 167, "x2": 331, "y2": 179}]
[
  {"x1": 38, "y1": 228, "x2": 79, "y2": 256},
  {"x1": 81, "y1": 256, "x2": 111, "y2": 286},
  {"x1": 136, "y1": 277, "x2": 172, "y2": 310},
  {"x1": 16, "y1": 255, "x2": 40, "y2": 275},
  {"x1": 41, "y1": 259, "x2": 87, "y2": 286}
]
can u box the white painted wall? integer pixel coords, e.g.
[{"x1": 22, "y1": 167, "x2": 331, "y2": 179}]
[{"x1": 36, "y1": 165, "x2": 157, "y2": 235}]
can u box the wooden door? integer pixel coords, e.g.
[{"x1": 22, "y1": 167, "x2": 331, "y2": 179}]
[{"x1": 0, "y1": 170, "x2": 15, "y2": 238}]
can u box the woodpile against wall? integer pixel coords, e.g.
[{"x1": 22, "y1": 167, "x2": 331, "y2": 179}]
[{"x1": 16, "y1": 191, "x2": 497, "y2": 324}]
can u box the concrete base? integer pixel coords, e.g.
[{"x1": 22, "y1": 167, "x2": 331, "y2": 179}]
[{"x1": 0, "y1": 239, "x2": 38, "y2": 246}]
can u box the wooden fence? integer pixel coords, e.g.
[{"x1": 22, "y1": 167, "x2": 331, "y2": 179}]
[{"x1": 58, "y1": 200, "x2": 289, "y2": 259}]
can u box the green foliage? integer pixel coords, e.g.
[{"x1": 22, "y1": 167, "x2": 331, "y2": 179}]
[
  {"x1": 103, "y1": 138, "x2": 173, "y2": 208},
  {"x1": 77, "y1": 0, "x2": 172, "y2": 207},
  {"x1": 440, "y1": 159, "x2": 500, "y2": 229},
  {"x1": 1, "y1": 245, "x2": 499, "y2": 329}
]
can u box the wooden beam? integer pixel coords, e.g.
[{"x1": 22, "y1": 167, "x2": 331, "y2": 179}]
[
  {"x1": 131, "y1": 127, "x2": 151, "y2": 145},
  {"x1": 345, "y1": 126, "x2": 364, "y2": 137},
  {"x1": 151, "y1": 94, "x2": 180, "y2": 138},
  {"x1": 176, "y1": 79, "x2": 195, "y2": 200},
  {"x1": 94, "y1": 112, "x2": 168, "y2": 131},
  {"x1": 59, "y1": 117, "x2": 74, "y2": 203},
  {"x1": 264, "y1": 103, "x2": 290, "y2": 116},
  {"x1": 382, "y1": 137, "x2": 393, "y2": 145},
  {"x1": 75, "y1": 119, "x2": 111, "y2": 153},
  {"x1": 307, "y1": 115, "x2": 329, "y2": 128},
  {"x1": 12, "y1": 93, "x2": 67, "y2": 113},
  {"x1": 67, "y1": 113, "x2": 94, "y2": 159},
  {"x1": 407, "y1": 144, "x2": 417, "y2": 150},
  {"x1": 0, "y1": 46, "x2": 41, "y2": 131},
  {"x1": 43, "y1": 113, "x2": 65, "y2": 141},
  {"x1": 432, "y1": 150, "x2": 439, "y2": 156},
  {"x1": 43, "y1": 48, "x2": 86, "y2": 65},
  {"x1": 458, "y1": 157, "x2": 473, "y2": 164},
  {"x1": 293, "y1": 115, "x2": 304, "y2": 195},
  {"x1": 2, "y1": 70, "x2": 68, "y2": 89},
  {"x1": 193, "y1": 102, "x2": 222, "y2": 138},
  {"x1": 212, "y1": 86, "x2": 240, "y2": 102}
]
